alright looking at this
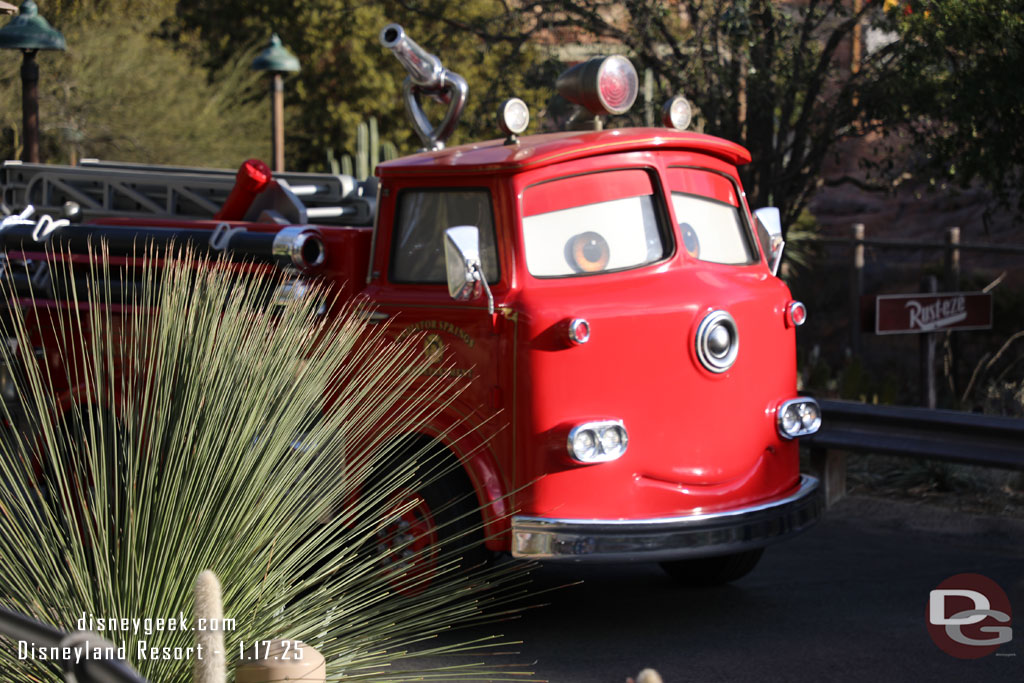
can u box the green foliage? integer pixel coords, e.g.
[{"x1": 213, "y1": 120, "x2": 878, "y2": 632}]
[
  {"x1": 868, "y1": 0, "x2": 1024, "y2": 214},
  {"x1": 779, "y1": 209, "x2": 822, "y2": 277},
  {"x1": 171, "y1": 0, "x2": 550, "y2": 170},
  {"x1": 0, "y1": 248, "x2": 533, "y2": 681},
  {"x1": 328, "y1": 117, "x2": 399, "y2": 180},
  {"x1": 0, "y1": 1, "x2": 266, "y2": 166}
]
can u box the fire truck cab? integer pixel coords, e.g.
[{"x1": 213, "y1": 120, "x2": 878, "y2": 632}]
[
  {"x1": 364, "y1": 123, "x2": 822, "y2": 581},
  {"x1": 363, "y1": 27, "x2": 823, "y2": 581}
]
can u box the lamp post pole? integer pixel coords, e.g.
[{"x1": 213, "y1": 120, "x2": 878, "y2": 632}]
[
  {"x1": 0, "y1": 1, "x2": 66, "y2": 164},
  {"x1": 271, "y1": 72, "x2": 285, "y2": 172},
  {"x1": 21, "y1": 48, "x2": 38, "y2": 162},
  {"x1": 252, "y1": 33, "x2": 300, "y2": 173}
]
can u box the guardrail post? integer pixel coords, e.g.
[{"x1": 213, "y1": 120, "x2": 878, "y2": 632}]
[
  {"x1": 919, "y1": 275, "x2": 938, "y2": 408},
  {"x1": 810, "y1": 445, "x2": 846, "y2": 508},
  {"x1": 849, "y1": 223, "x2": 865, "y2": 356},
  {"x1": 943, "y1": 227, "x2": 961, "y2": 290},
  {"x1": 944, "y1": 227, "x2": 961, "y2": 396}
]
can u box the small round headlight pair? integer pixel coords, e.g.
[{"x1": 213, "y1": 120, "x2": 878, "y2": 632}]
[
  {"x1": 777, "y1": 398, "x2": 821, "y2": 439},
  {"x1": 568, "y1": 420, "x2": 628, "y2": 463}
]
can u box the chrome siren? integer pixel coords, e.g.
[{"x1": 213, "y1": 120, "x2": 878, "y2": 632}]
[{"x1": 380, "y1": 23, "x2": 468, "y2": 152}]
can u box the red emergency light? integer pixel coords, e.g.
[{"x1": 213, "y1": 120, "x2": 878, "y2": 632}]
[{"x1": 556, "y1": 55, "x2": 639, "y2": 117}]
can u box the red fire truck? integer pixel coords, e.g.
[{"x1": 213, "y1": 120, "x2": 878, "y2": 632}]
[{"x1": 0, "y1": 25, "x2": 822, "y2": 585}]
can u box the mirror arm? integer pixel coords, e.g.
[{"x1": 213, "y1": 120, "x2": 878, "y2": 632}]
[
  {"x1": 471, "y1": 263, "x2": 495, "y2": 315},
  {"x1": 771, "y1": 239, "x2": 785, "y2": 276}
]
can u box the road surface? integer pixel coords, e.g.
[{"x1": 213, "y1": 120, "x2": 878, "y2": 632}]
[{"x1": 470, "y1": 495, "x2": 1024, "y2": 682}]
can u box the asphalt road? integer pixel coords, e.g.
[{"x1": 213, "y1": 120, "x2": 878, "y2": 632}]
[{"x1": 468, "y1": 495, "x2": 1024, "y2": 682}]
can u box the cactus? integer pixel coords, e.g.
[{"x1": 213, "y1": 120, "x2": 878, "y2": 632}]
[
  {"x1": 356, "y1": 120, "x2": 370, "y2": 180},
  {"x1": 369, "y1": 117, "x2": 380, "y2": 171},
  {"x1": 327, "y1": 117, "x2": 398, "y2": 180}
]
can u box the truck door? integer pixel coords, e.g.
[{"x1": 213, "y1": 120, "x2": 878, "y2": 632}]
[{"x1": 363, "y1": 183, "x2": 509, "y2": 508}]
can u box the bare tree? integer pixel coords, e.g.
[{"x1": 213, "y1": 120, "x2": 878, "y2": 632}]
[{"x1": 526, "y1": 0, "x2": 906, "y2": 232}]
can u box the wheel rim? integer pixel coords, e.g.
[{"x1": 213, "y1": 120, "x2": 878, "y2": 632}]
[{"x1": 376, "y1": 488, "x2": 440, "y2": 595}]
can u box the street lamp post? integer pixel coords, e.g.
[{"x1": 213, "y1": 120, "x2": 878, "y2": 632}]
[
  {"x1": 0, "y1": 1, "x2": 65, "y2": 163},
  {"x1": 251, "y1": 33, "x2": 300, "y2": 173}
]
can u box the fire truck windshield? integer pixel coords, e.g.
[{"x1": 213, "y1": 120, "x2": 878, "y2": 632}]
[
  {"x1": 521, "y1": 169, "x2": 668, "y2": 277},
  {"x1": 670, "y1": 193, "x2": 755, "y2": 265},
  {"x1": 391, "y1": 188, "x2": 499, "y2": 283},
  {"x1": 667, "y1": 166, "x2": 758, "y2": 266}
]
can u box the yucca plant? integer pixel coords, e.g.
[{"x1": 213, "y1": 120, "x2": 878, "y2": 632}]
[{"x1": 0, "y1": 245, "x2": 534, "y2": 681}]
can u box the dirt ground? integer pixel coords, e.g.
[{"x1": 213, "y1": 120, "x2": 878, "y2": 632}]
[{"x1": 843, "y1": 453, "x2": 1024, "y2": 520}]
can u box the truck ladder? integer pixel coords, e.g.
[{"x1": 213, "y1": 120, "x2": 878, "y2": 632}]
[{"x1": 0, "y1": 159, "x2": 377, "y2": 226}]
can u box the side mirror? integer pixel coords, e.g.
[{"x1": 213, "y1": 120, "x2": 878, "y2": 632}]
[
  {"x1": 443, "y1": 225, "x2": 494, "y2": 314},
  {"x1": 753, "y1": 207, "x2": 785, "y2": 276}
]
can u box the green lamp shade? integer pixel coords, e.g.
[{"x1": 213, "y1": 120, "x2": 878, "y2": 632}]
[
  {"x1": 0, "y1": 1, "x2": 66, "y2": 51},
  {"x1": 251, "y1": 33, "x2": 300, "y2": 73}
]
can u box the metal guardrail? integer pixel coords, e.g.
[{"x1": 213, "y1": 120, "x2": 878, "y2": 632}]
[
  {"x1": 0, "y1": 606, "x2": 148, "y2": 683},
  {"x1": 814, "y1": 235, "x2": 1024, "y2": 255},
  {"x1": 806, "y1": 399, "x2": 1024, "y2": 471}
]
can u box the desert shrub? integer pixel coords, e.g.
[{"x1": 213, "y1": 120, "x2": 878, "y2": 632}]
[{"x1": 0, "y1": 246, "x2": 531, "y2": 681}]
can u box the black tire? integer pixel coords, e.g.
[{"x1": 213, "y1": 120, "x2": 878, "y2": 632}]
[
  {"x1": 419, "y1": 462, "x2": 489, "y2": 566},
  {"x1": 659, "y1": 548, "x2": 765, "y2": 586},
  {"x1": 371, "y1": 438, "x2": 487, "y2": 593}
]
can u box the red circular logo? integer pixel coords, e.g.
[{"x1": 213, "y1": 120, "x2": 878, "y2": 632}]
[{"x1": 927, "y1": 573, "x2": 1013, "y2": 659}]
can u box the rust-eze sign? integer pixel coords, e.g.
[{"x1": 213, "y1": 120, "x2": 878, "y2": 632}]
[{"x1": 875, "y1": 292, "x2": 992, "y2": 335}]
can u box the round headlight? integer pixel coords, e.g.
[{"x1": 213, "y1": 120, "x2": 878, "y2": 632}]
[
  {"x1": 799, "y1": 402, "x2": 821, "y2": 431},
  {"x1": 707, "y1": 324, "x2": 732, "y2": 358},
  {"x1": 781, "y1": 404, "x2": 802, "y2": 435},
  {"x1": 695, "y1": 310, "x2": 739, "y2": 373},
  {"x1": 498, "y1": 97, "x2": 530, "y2": 136},
  {"x1": 661, "y1": 95, "x2": 693, "y2": 130},
  {"x1": 572, "y1": 429, "x2": 597, "y2": 461},
  {"x1": 599, "y1": 426, "x2": 622, "y2": 454}
]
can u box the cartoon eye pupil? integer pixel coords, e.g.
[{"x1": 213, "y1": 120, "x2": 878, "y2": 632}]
[
  {"x1": 566, "y1": 231, "x2": 610, "y2": 272},
  {"x1": 581, "y1": 240, "x2": 603, "y2": 261},
  {"x1": 680, "y1": 222, "x2": 700, "y2": 258}
]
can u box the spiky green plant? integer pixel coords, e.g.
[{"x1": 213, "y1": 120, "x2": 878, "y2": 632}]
[
  {"x1": 0, "y1": 246, "x2": 533, "y2": 681},
  {"x1": 328, "y1": 117, "x2": 400, "y2": 180}
]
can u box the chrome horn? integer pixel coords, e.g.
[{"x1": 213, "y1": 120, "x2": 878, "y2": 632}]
[{"x1": 380, "y1": 23, "x2": 468, "y2": 151}]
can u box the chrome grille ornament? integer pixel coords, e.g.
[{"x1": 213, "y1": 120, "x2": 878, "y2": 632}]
[{"x1": 695, "y1": 309, "x2": 739, "y2": 373}]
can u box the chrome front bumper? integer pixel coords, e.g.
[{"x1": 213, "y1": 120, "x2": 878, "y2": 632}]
[{"x1": 511, "y1": 474, "x2": 823, "y2": 562}]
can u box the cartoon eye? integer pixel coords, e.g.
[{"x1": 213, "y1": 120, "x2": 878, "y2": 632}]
[
  {"x1": 680, "y1": 222, "x2": 700, "y2": 258},
  {"x1": 566, "y1": 231, "x2": 610, "y2": 272}
]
